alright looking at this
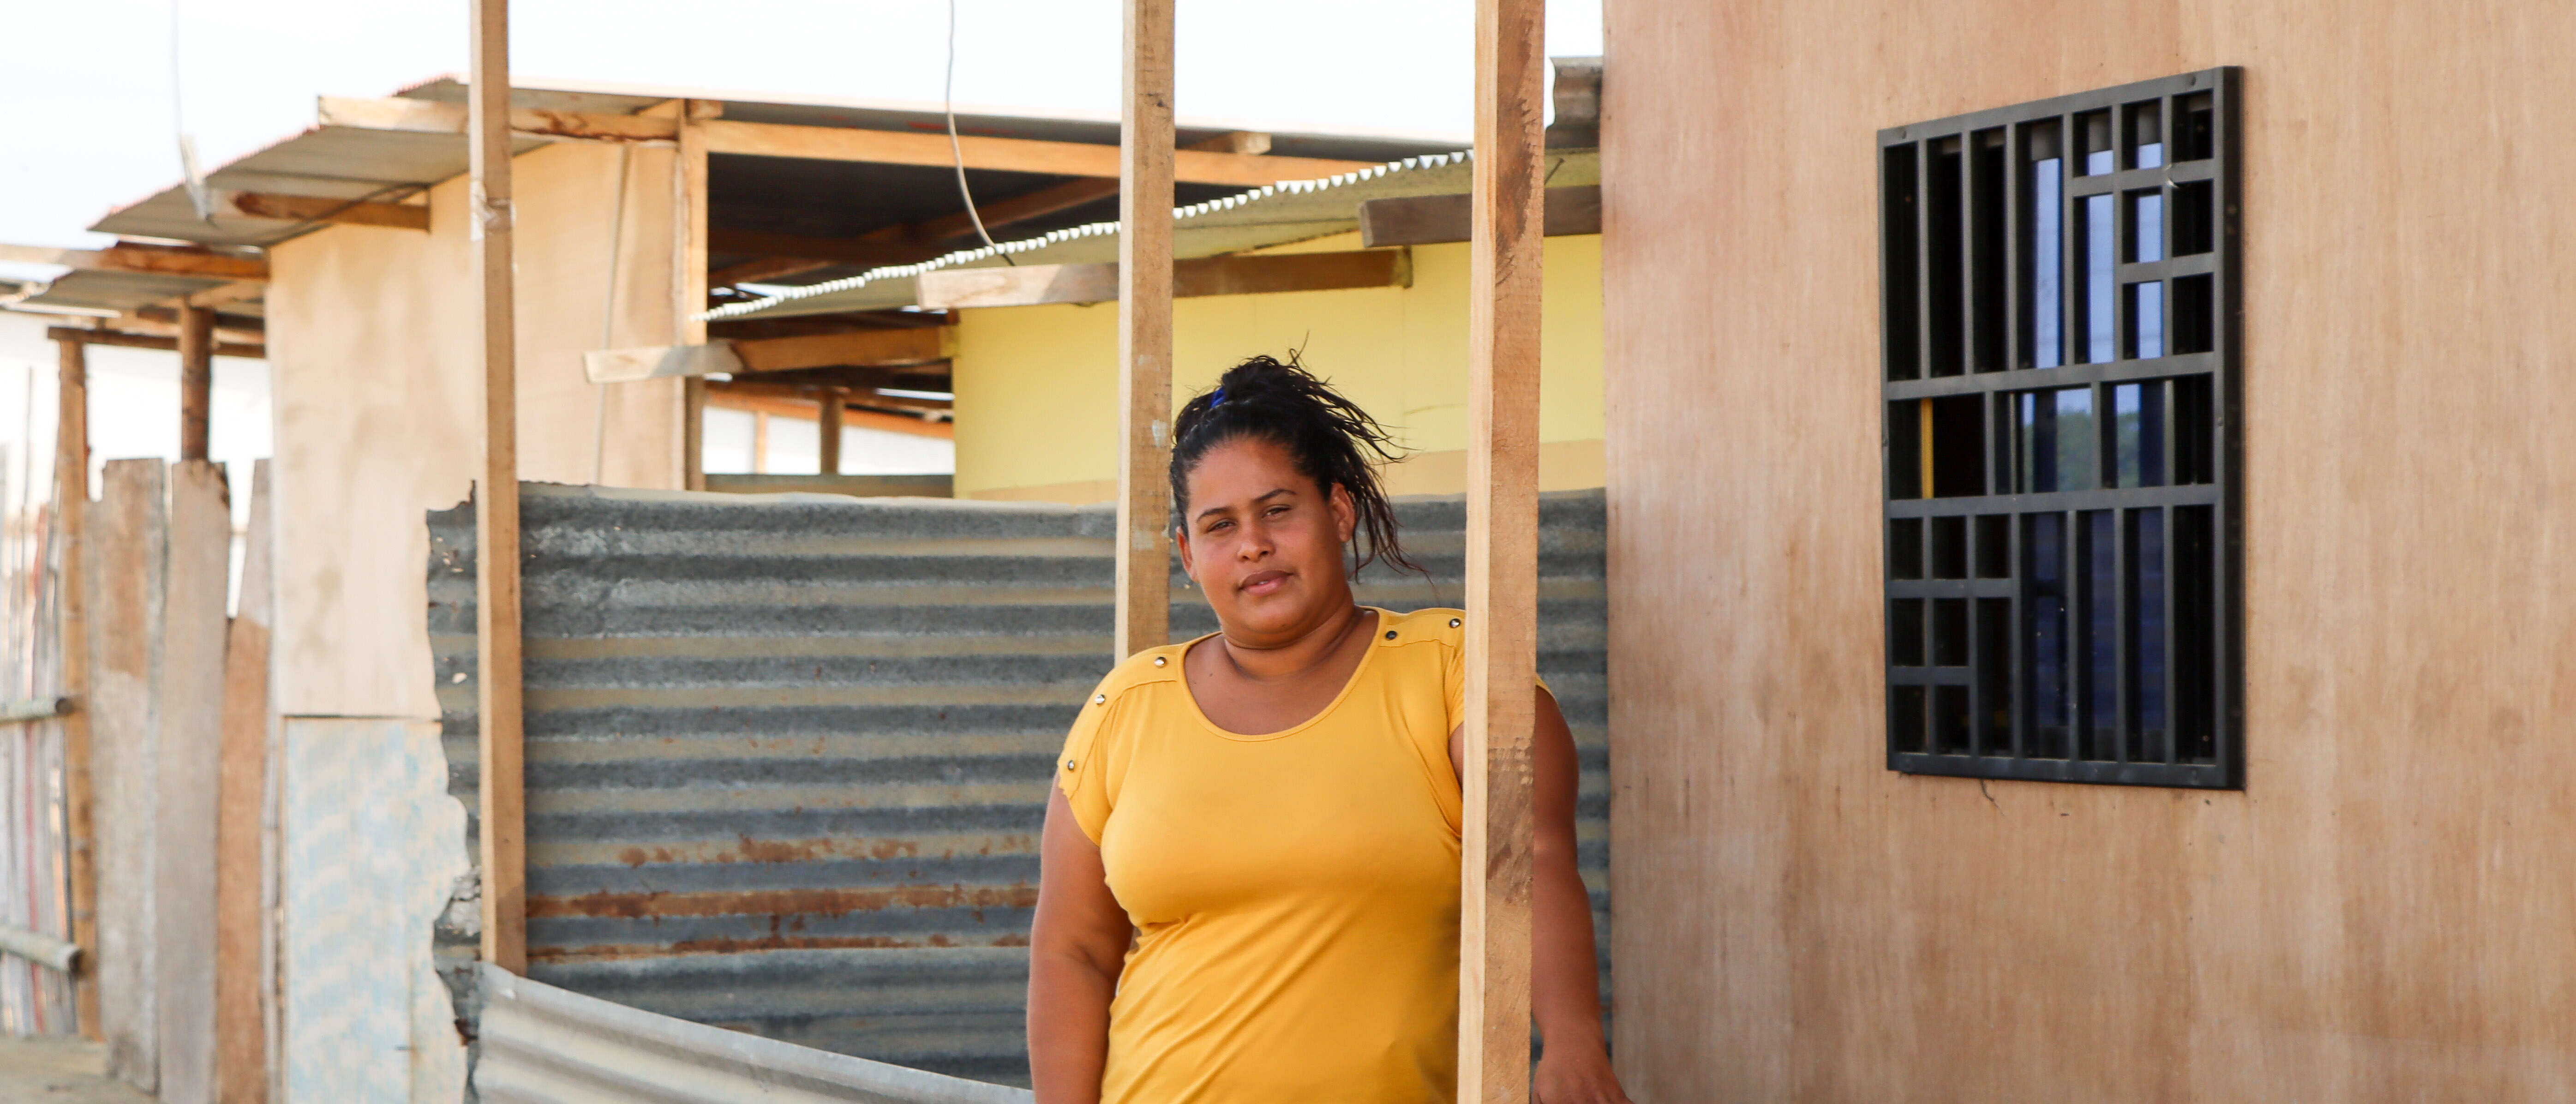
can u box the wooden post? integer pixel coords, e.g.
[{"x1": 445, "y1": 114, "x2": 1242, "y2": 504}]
[
  {"x1": 52, "y1": 336, "x2": 100, "y2": 1041},
  {"x1": 1460, "y1": 0, "x2": 1546, "y2": 1099},
  {"x1": 469, "y1": 0, "x2": 529, "y2": 975},
  {"x1": 1115, "y1": 0, "x2": 1175, "y2": 657},
  {"x1": 158, "y1": 460, "x2": 230, "y2": 1104},
  {"x1": 214, "y1": 462, "x2": 272, "y2": 1104},
  {"x1": 177, "y1": 306, "x2": 213, "y2": 462},
  {"x1": 817, "y1": 390, "x2": 845, "y2": 475},
  {"x1": 678, "y1": 100, "x2": 714, "y2": 492}
]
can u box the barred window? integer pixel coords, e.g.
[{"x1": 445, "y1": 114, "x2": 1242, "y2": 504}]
[{"x1": 1879, "y1": 69, "x2": 2241, "y2": 788}]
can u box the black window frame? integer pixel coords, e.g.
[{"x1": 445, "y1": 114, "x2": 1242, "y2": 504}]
[{"x1": 1877, "y1": 68, "x2": 2243, "y2": 789}]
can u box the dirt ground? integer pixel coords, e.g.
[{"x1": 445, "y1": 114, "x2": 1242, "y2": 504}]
[{"x1": 0, "y1": 1035, "x2": 152, "y2": 1103}]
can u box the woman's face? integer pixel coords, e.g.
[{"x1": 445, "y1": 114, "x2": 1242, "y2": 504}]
[{"x1": 1176, "y1": 436, "x2": 1358, "y2": 644}]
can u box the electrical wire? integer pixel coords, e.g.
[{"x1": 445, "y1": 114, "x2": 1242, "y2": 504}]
[{"x1": 944, "y1": 0, "x2": 1009, "y2": 259}]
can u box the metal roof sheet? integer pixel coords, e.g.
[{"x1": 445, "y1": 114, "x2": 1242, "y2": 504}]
[
  {"x1": 428, "y1": 484, "x2": 1611, "y2": 1088},
  {"x1": 7, "y1": 269, "x2": 243, "y2": 317},
  {"x1": 701, "y1": 148, "x2": 1601, "y2": 321}
]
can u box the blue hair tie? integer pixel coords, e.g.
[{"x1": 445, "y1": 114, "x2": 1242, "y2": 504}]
[{"x1": 1209, "y1": 386, "x2": 1227, "y2": 408}]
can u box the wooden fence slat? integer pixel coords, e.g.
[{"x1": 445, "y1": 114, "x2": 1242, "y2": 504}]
[
  {"x1": 471, "y1": 0, "x2": 530, "y2": 975},
  {"x1": 157, "y1": 460, "x2": 230, "y2": 1104},
  {"x1": 216, "y1": 461, "x2": 273, "y2": 1103},
  {"x1": 85, "y1": 460, "x2": 165, "y2": 1092},
  {"x1": 1460, "y1": 0, "x2": 1546, "y2": 1099},
  {"x1": 53, "y1": 337, "x2": 100, "y2": 1040}
]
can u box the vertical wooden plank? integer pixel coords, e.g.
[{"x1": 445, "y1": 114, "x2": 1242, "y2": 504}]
[
  {"x1": 1115, "y1": 0, "x2": 1175, "y2": 658},
  {"x1": 679, "y1": 100, "x2": 713, "y2": 493},
  {"x1": 1461, "y1": 0, "x2": 1544, "y2": 1099},
  {"x1": 86, "y1": 460, "x2": 164, "y2": 1092},
  {"x1": 52, "y1": 338, "x2": 100, "y2": 1042},
  {"x1": 214, "y1": 462, "x2": 271, "y2": 1104},
  {"x1": 469, "y1": 0, "x2": 529, "y2": 976},
  {"x1": 157, "y1": 461, "x2": 229, "y2": 1104},
  {"x1": 817, "y1": 390, "x2": 845, "y2": 475},
  {"x1": 177, "y1": 308, "x2": 212, "y2": 462}
]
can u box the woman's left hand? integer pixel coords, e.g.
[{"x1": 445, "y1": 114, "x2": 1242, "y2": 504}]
[{"x1": 1534, "y1": 1041, "x2": 1635, "y2": 1104}]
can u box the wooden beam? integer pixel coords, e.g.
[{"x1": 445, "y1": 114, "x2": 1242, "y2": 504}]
[
  {"x1": 816, "y1": 390, "x2": 844, "y2": 474},
  {"x1": 585, "y1": 327, "x2": 955, "y2": 383},
  {"x1": 469, "y1": 0, "x2": 529, "y2": 978},
  {"x1": 213, "y1": 460, "x2": 272, "y2": 1104},
  {"x1": 177, "y1": 306, "x2": 212, "y2": 462},
  {"x1": 52, "y1": 337, "x2": 100, "y2": 1042},
  {"x1": 1357, "y1": 184, "x2": 1603, "y2": 247},
  {"x1": 679, "y1": 102, "x2": 713, "y2": 493},
  {"x1": 215, "y1": 190, "x2": 428, "y2": 231},
  {"x1": 1459, "y1": 0, "x2": 1545, "y2": 1099},
  {"x1": 697, "y1": 117, "x2": 1367, "y2": 187},
  {"x1": 127, "y1": 306, "x2": 263, "y2": 335},
  {"x1": 0, "y1": 244, "x2": 267, "y2": 282},
  {"x1": 918, "y1": 248, "x2": 1408, "y2": 310},
  {"x1": 707, "y1": 228, "x2": 932, "y2": 269},
  {"x1": 1116, "y1": 0, "x2": 1175, "y2": 659},
  {"x1": 704, "y1": 386, "x2": 953, "y2": 440},
  {"x1": 43, "y1": 327, "x2": 263, "y2": 360},
  {"x1": 318, "y1": 95, "x2": 680, "y2": 144}
]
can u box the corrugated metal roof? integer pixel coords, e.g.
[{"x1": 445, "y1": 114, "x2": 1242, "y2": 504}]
[
  {"x1": 5, "y1": 269, "x2": 245, "y2": 317},
  {"x1": 700, "y1": 148, "x2": 1601, "y2": 321},
  {"x1": 92, "y1": 77, "x2": 1465, "y2": 253},
  {"x1": 428, "y1": 484, "x2": 1611, "y2": 1088}
]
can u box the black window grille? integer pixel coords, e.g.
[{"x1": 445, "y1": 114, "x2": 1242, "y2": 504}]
[{"x1": 1879, "y1": 68, "x2": 2241, "y2": 788}]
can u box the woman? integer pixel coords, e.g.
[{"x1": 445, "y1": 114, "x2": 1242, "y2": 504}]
[{"x1": 1028, "y1": 356, "x2": 1631, "y2": 1104}]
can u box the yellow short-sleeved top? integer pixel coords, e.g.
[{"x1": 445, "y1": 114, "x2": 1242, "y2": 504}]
[{"x1": 1056, "y1": 606, "x2": 1469, "y2": 1104}]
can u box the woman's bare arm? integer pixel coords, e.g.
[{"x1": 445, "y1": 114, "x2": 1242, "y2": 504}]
[
  {"x1": 1029, "y1": 786, "x2": 1133, "y2": 1104},
  {"x1": 1453, "y1": 689, "x2": 1633, "y2": 1104}
]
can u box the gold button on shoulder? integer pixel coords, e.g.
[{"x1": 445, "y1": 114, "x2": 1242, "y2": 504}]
[
  {"x1": 1093, "y1": 694, "x2": 1107, "y2": 705},
  {"x1": 1449, "y1": 618, "x2": 1462, "y2": 628},
  {"x1": 1064, "y1": 759, "x2": 1078, "y2": 770},
  {"x1": 1153, "y1": 656, "x2": 1167, "y2": 667},
  {"x1": 1384, "y1": 630, "x2": 1398, "y2": 640}
]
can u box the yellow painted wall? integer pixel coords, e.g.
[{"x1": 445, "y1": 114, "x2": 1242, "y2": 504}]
[
  {"x1": 951, "y1": 231, "x2": 1606, "y2": 502},
  {"x1": 268, "y1": 140, "x2": 683, "y2": 718}
]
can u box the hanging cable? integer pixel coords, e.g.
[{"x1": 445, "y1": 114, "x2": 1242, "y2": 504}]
[
  {"x1": 945, "y1": 0, "x2": 1011, "y2": 261},
  {"x1": 591, "y1": 145, "x2": 633, "y2": 485}
]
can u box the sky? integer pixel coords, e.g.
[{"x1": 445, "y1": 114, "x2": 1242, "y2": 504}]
[{"x1": 1, "y1": 0, "x2": 1605, "y2": 267}]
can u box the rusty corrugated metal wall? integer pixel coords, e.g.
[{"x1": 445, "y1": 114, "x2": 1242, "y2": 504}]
[{"x1": 430, "y1": 484, "x2": 1608, "y2": 1087}]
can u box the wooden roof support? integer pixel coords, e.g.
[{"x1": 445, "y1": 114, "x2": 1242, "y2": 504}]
[
  {"x1": 583, "y1": 327, "x2": 955, "y2": 384},
  {"x1": 45, "y1": 327, "x2": 264, "y2": 360},
  {"x1": 917, "y1": 248, "x2": 1409, "y2": 310},
  {"x1": 1460, "y1": 0, "x2": 1546, "y2": 1098},
  {"x1": 215, "y1": 191, "x2": 428, "y2": 231},
  {"x1": 0, "y1": 244, "x2": 267, "y2": 282},
  {"x1": 678, "y1": 102, "x2": 714, "y2": 493},
  {"x1": 1115, "y1": 0, "x2": 1175, "y2": 660},
  {"x1": 177, "y1": 306, "x2": 212, "y2": 462},
  {"x1": 469, "y1": 0, "x2": 529, "y2": 977},
  {"x1": 318, "y1": 95, "x2": 681, "y2": 144},
  {"x1": 52, "y1": 336, "x2": 100, "y2": 1042}
]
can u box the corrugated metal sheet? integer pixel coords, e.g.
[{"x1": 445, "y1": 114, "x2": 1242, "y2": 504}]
[
  {"x1": 430, "y1": 484, "x2": 1609, "y2": 1087},
  {"x1": 700, "y1": 149, "x2": 1604, "y2": 322},
  {"x1": 475, "y1": 962, "x2": 1031, "y2": 1104}
]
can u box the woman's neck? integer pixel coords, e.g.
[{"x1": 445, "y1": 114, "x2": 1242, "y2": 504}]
[{"x1": 1214, "y1": 600, "x2": 1372, "y2": 684}]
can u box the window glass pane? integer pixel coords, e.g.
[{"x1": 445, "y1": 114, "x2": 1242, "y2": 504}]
[
  {"x1": 1934, "y1": 685, "x2": 1971, "y2": 755},
  {"x1": 1892, "y1": 599, "x2": 1926, "y2": 666},
  {"x1": 2029, "y1": 141, "x2": 2062, "y2": 369},
  {"x1": 1890, "y1": 518, "x2": 1924, "y2": 579},
  {"x1": 2128, "y1": 509, "x2": 2168, "y2": 763},
  {"x1": 2172, "y1": 506, "x2": 2218, "y2": 763},
  {"x1": 1976, "y1": 598, "x2": 2013, "y2": 754},
  {"x1": 1974, "y1": 515, "x2": 2011, "y2": 578},
  {"x1": 1934, "y1": 598, "x2": 1969, "y2": 666},
  {"x1": 1928, "y1": 138, "x2": 1965, "y2": 377},
  {"x1": 1884, "y1": 144, "x2": 1920, "y2": 379},
  {"x1": 2129, "y1": 102, "x2": 2165, "y2": 170},
  {"x1": 1931, "y1": 516, "x2": 1967, "y2": 578},
  {"x1": 2129, "y1": 189, "x2": 2164, "y2": 262},
  {"x1": 2022, "y1": 512, "x2": 2070, "y2": 758},
  {"x1": 2112, "y1": 382, "x2": 2166, "y2": 488},
  {"x1": 2013, "y1": 387, "x2": 2097, "y2": 493},
  {"x1": 2082, "y1": 510, "x2": 2120, "y2": 759},
  {"x1": 2080, "y1": 191, "x2": 2116, "y2": 362},
  {"x1": 1892, "y1": 685, "x2": 1928, "y2": 754},
  {"x1": 2127, "y1": 281, "x2": 2165, "y2": 360}
]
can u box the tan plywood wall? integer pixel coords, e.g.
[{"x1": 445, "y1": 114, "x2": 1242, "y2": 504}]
[
  {"x1": 268, "y1": 141, "x2": 683, "y2": 718},
  {"x1": 1599, "y1": 0, "x2": 2576, "y2": 1099}
]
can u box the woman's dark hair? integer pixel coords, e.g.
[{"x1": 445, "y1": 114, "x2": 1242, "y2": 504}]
[{"x1": 1169, "y1": 354, "x2": 1422, "y2": 577}]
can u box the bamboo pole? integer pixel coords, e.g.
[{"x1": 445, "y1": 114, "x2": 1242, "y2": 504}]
[
  {"x1": 1459, "y1": 0, "x2": 1546, "y2": 1098},
  {"x1": 52, "y1": 336, "x2": 99, "y2": 1040},
  {"x1": 1115, "y1": 0, "x2": 1175, "y2": 658},
  {"x1": 177, "y1": 306, "x2": 213, "y2": 462},
  {"x1": 469, "y1": 0, "x2": 528, "y2": 975}
]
